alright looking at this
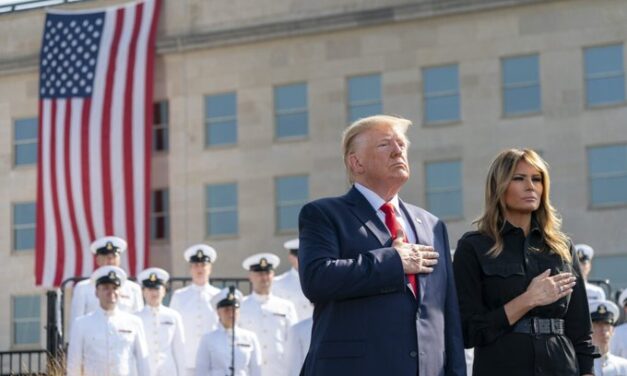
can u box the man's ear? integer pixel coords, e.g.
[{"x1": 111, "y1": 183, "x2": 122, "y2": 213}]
[{"x1": 347, "y1": 153, "x2": 364, "y2": 175}]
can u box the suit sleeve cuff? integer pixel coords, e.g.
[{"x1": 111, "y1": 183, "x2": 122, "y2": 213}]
[{"x1": 577, "y1": 354, "x2": 594, "y2": 375}]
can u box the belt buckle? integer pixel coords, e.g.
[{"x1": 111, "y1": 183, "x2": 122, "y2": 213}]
[{"x1": 531, "y1": 317, "x2": 539, "y2": 334}]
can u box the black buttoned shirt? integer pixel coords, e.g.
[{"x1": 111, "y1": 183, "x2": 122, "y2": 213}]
[{"x1": 453, "y1": 221, "x2": 596, "y2": 375}]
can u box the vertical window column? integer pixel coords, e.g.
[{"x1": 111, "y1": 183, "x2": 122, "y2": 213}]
[
  {"x1": 275, "y1": 175, "x2": 309, "y2": 232},
  {"x1": 502, "y1": 54, "x2": 541, "y2": 116},
  {"x1": 587, "y1": 144, "x2": 627, "y2": 207},
  {"x1": 151, "y1": 189, "x2": 169, "y2": 240},
  {"x1": 422, "y1": 64, "x2": 460, "y2": 125},
  {"x1": 14, "y1": 118, "x2": 39, "y2": 166},
  {"x1": 13, "y1": 202, "x2": 36, "y2": 251},
  {"x1": 347, "y1": 74, "x2": 382, "y2": 123},
  {"x1": 585, "y1": 44, "x2": 625, "y2": 107},
  {"x1": 425, "y1": 161, "x2": 463, "y2": 219},
  {"x1": 205, "y1": 92, "x2": 237, "y2": 147},
  {"x1": 206, "y1": 183, "x2": 239, "y2": 237},
  {"x1": 275, "y1": 83, "x2": 308, "y2": 139}
]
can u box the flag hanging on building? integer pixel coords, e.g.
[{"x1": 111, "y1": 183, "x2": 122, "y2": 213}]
[{"x1": 35, "y1": 0, "x2": 161, "y2": 287}]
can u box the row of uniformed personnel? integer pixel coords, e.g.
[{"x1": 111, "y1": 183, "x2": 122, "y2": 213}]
[{"x1": 67, "y1": 236, "x2": 313, "y2": 376}]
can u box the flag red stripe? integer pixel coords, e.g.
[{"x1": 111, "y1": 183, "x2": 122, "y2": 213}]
[
  {"x1": 34, "y1": 100, "x2": 46, "y2": 285},
  {"x1": 80, "y1": 98, "x2": 93, "y2": 274},
  {"x1": 63, "y1": 100, "x2": 82, "y2": 278},
  {"x1": 50, "y1": 101, "x2": 66, "y2": 286},
  {"x1": 143, "y1": 0, "x2": 161, "y2": 267},
  {"x1": 101, "y1": 8, "x2": 126, "y2": 237},
  {"x1": 123, "y1": 3, "x2": 144, "y2": 276}
]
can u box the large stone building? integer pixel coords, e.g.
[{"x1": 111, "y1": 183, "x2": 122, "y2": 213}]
[{"x1": 0, "y1": 0, "x2": 626, "y2": 352}]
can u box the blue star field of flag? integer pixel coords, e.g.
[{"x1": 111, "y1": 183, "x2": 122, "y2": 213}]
[{"x1": 39, "y1": 12, "x2": 105, "y2": 99}]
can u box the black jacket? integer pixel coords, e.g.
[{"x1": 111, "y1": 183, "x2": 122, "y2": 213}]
[{"x1": 453, "y1": 221, "x2": 596, "y2": 375}]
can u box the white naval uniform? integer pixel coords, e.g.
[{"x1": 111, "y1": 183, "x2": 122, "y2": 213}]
[
  {"x1": 586, "y1": 282, "x2": 606, "y2": 302},
  {"x1": 239, "y1": 293, "x2": 297, "y2": 376},
  {"x1": 286, "y1": 317, "x2": 312, "y2": 376},
  {"x1": 610, "y1": 323, "x2": 627, "y2": 359},
  {"x1": 594, "y1": 353, "x2": 627, "y2": 375},
  {"x1": 273, "y1": 268, "x2": 312, "y2": 321},
  {"x1": 169, "y1": 283, "x2": 220, "y2": 372},
  {"x1": 195, "y1": 324, "x2": 262, "y2": 376},
  {"x1": 67, "y1": 307, "x2": 150, "y2": 376},
  {"x1": 136, "y1": 305, "x2": 186, "y2": 376},
  {"x1": 70, "y1": 279, "x2": 144, "y2": 330}
]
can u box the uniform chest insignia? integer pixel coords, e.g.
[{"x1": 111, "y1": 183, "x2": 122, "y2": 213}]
[
  {"x1": 272, "y1": 313, "x2": 287, "y2": 317},
  {"x1": 118, "y1": 329, "x2": 133, "y2": 333},
  {"x1": 237, "y1": 343, "x2": 252, "y2": 347},
  {"x1": 120, "y1": 294, "x2": 130, "y2": 298},
  {"x1": 160, "y1": 321, "x2": 174, "y2": 325}
]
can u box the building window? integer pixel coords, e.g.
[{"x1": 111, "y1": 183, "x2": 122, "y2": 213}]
[
  {"x1": 14, "y1": 118, "x2": 38, "y2": 166},
  {"x1": 502, "y1": 54, "x2": 541, "y2": 116},
  {"x1": 423, "y1": 64, "x2": 460, "y2": 124},
  {"x1": 275, "y1": 83, "x2": 308, "y2": 139},
  {"x1": 206, "y1": 183, "x2": 238, "y2": 237},
  {"x1": 151, "y1": 189, "x2": 169, "y2": 240},
  {"x1": 13, "y1": 202, "x2": 36, "y2": 251},
  {"x1": 347, "y1": 74, "x2": 382, "y2": 123},
  {"x1": 425, "y1": 161, "x2": 463, "y2": 219},
  {"x1": 153, "y1": 101, "x2": 169, "y2": 152},
  {"x1": 275, "y1": 175, "x2": 309, "y2": 232},
  {"x1": 12, "y1": 295, "x2": 41, "y2": 346},
  {"x1": 587, "y1": 144, "x2": 627, "y2": 207},
  {"x1": 585, "y1": 44, "x2": 625, "y2": 107},
  {"x1": 205, "y1": 92, "x2": 237, "y2": 147}
]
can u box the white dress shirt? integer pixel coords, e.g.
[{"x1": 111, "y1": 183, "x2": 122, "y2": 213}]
[
  {"x1": 195, "y1": 324, "x2": 262, "y2": 376},
  {"x1": 239, "y1": 293, "x2": 298, "y2": 376},
  {"x1": 354, "y1": 183, "x2": 417, "y2": 243},
  {"x1": 70, "y1": 278, "x2": 143, "y2": 333},
  {"x1": 272, "y1": 268, "x2": 312, "y2": 321},
  {"x1": 594, "y1": 353, "x2": 627, "y2": 375},
  {"x1": 286, "y1": 317, "x2": 312, "y2": 376},
  {"x1": 135, "y1": 305, "x2": 186, "y2": 376},
  {"x1": 67, "y1": 306, "x2": 150, "y2": 376},
  {"x1": 610, "y1": 323, "x2": 627, "y2": 359},
  {"x1": 169, "y1": 283, "x2": 220, "y2": 370}
]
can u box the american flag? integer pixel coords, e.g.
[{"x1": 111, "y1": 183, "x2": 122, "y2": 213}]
[{"x1": 35, "y1": 0, "x2": 161, "y2": 287}]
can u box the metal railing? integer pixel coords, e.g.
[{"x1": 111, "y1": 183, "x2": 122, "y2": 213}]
[{"x1": 0, "y1": 349, "x2": 47, "y2": 375}]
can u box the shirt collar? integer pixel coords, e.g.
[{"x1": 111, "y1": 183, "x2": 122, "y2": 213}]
[
  {"x1": 501, "y1": 214, "x2": 542, "y2": 236},
  {"x1": 354, "y1": 183, "x2": 400, "y2": 214},
  {"x1": 289, "y1": 268, "x2": 298, "y2": 277},
  {"x1": 97, "y1": 306, "x2": 119, "y2": 317},
  {"x1": 191, "y1": 283, "x2": 209, "y2": 292},
  {"x1": 251, "y1": 292, "x2": 270, "y2": 303}
]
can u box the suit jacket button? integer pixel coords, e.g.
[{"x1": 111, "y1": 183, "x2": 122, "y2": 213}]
[{"x1": 409, "y1": 351, "x2": 417, "y2": 358}]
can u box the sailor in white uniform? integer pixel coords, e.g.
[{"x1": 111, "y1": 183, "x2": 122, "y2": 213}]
[
  {"x1": 135, "y1": 268, "x2": 186, "y2": 376},
  {"x1": 590, "y1": 300, "x2": 627, "y2": 375},
  {"x1": 286, "y1": 316, "x2": 312, "y2": 376},
  {"x1": 575, "y1": 243, "x2": 606, "y2": 302},
  {"x1": 239, "y1": 253, "x2": 298, "y2": 376},
  {"x1": 195, "y1": 287, "x2": 262, "y2": 376},
  {"x1": 169, "y1": 244, "x2": 220, "y2": 376},
  {"x1": 70, "y1": 237, "x2": 144, "y2": 333},
  {"x1": 610, "y1": 289, "x2": 627, "y2": 359},
  {"x1": 67, "y1": 266, "x2": 150, "y2": 376},
  {"x1": 272, "y1": 238, "x2": 313, "y2": 321}
]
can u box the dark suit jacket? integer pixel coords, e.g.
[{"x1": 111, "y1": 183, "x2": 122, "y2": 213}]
[{"x1": 298, "y1": 187, "x2": 466, "y2": 376}]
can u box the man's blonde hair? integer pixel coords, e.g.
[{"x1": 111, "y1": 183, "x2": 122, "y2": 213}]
[{"x1": 341, "y1": 115, "x2": 412, "y2": 183}]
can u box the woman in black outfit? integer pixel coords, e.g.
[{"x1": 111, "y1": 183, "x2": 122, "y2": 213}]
[{"x1": 453, "y1": 149, "x2": 596, "y2": 375}]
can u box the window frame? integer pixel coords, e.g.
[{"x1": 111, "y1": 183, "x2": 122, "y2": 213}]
[
  {"x1": 152, "y1": 100, "x2": 169, "y2": 153},
  {"x1": 205, "y1": 182, "x2": 239, "y2": 238},
  {"x1": 11, "y1": 294, "x2": 42, "y2": 349},
  {"x1": 13, "y1": 117, "x2": 39, "y2": 167},
  {"x1": 501, "y1": 53, "x2": 542, "y2": 118},
  {"x1": 275, "y1": 174, "x2": 309, "y2": 234},
  {"x1": 204, "y1": 91, "x2": 238, "y2": 148},
  {"x1": 150, "y1": 188, "x2": 170, "y2": 242},
  {"x1": 274, "y1": 82, "x2": 309, "y2": 141},
  {"x1": 421, "y1": 63, "x2": 461, "y2": 126},
  {"x1": 346, "y1": 73, "x2": 383, "y2": 124},
  {"x1": 12, "y1": 201, "x2": 37, "y2": 252},
  {"x1": 424, "y1": 159, "x2": 464, "y2": 220},
  {"x1": 586, "y1": 143, "x2": 627, "y2": 209},
  {"x1": 583, "y1": 43, "x2": 627, "y2": 109}
]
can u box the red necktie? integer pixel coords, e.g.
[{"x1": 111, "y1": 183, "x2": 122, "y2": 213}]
[{"x1": 380, "y1": 202, "x2": 418, "y2": 297}]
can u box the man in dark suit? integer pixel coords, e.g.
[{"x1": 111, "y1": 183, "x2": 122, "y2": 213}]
[{"x1": 298, "y1": 115, "x2": 466, "y2": 375}]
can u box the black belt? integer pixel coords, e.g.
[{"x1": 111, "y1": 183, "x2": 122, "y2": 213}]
[{"x1": 512, "y1": 317, "x2": 564, "y2": 335}]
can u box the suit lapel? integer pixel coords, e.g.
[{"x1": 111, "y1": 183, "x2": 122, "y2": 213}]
[
  {"x1": 344, "y1": 187, "x2": 391, "y2": 246},
  {"x1": 399, "y1": 200, "x2": 432, "y2": 302}
]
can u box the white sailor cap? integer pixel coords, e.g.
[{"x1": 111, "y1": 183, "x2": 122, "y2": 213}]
[
  {"x1": 590, "y1": 300, "x2": 620, "y2": 324},
  {"x1": 283, "y1": 238, "x2": 299, "y2": 255},
  {"x1": 618, "y1": 289, "x2": 627, "y2": 307},
  {"x1": 184, "y1": 244, "x2": 217, "y2": 263},
  {"x1": 90, "y1": 265, "x2": 127, "y2": 287},
  {"x1": 575, "y1": 244, "x2": 594, "y2": 262},
  {"x1": 211, "y1": 286, "x2": 244, "y2": 309},
  {"x1": 242, "y1": 253, "x2": 280, "y2": 272},
  {"x1": 137, "y1": 267, "x2": 169, "y2": 288},
  {"x1": 90, "y1": 236, "x2": 127, "y2": 255}
]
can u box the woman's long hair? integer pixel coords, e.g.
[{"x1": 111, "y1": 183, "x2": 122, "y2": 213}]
[{"x1": 474, "y1": 148, "x2": 571, "y2": 261}]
